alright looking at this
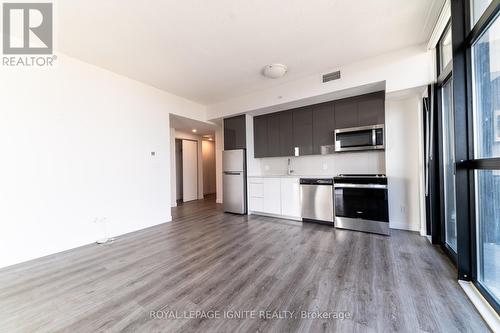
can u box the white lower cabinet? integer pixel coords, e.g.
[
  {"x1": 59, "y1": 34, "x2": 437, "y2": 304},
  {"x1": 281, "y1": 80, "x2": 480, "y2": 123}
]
[
  {"x1": 280, "y1": 177, "x2": 301, "y2": 218},
  {"x1": 249, "y1": 197, "x2": 264, "y2": 212},
  {"x1": 248, "y1": 176, "x2": 301, "y2": 220},
  {"x1": 248, "y1": 178, "x2": 264, "y2": 212},
  {"x1": 263, "y1": 178, "x2": 281, "y2": 215}
]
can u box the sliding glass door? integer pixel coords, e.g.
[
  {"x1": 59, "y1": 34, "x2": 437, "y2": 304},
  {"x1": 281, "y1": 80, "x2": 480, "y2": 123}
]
[
  {"x1": 445, "y1": 0, "x2": 500, "y2": 311},
  {"x1": 441, "y1": 78, "x2": 458, "y2": 252},
  {"x1": 475, "y1": 170, "x2": 500, "y2": 304},
  {"x1": 435, "y1": 22, "x2": 458, "y2": 255},
  {"x1": 471, "y1": 10, "x2": 500, "y2": 305}
]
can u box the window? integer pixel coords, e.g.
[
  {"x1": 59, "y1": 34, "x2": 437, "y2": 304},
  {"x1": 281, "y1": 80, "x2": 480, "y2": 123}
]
[
  {"x1": 445, "y1": 0, "x2": 500, "y2": 312},
  {"x1": 475, "y1": 170, "x2": 500, "y2": 304},
  {"x1": 471, "y1": 11, "x2": 500, "y2": 307},
  {"x1": 435, "y1": 19, "x2": 457, "y2": 256},
  {"x1": 472, "y1": 14, "x2": 500, "y2": 158},
  {"x1": 495, "y1": 110, "x2": 500, "y2": 141},
  {"x1": 439, "y1": 25, "x2": 453, "y2": 72},
  {"x1": 471, "y1": 0, "x2": 493, "y2": 25},
  {"x1": 442, "y1": 79, "x2": 458, "y2": 251}
]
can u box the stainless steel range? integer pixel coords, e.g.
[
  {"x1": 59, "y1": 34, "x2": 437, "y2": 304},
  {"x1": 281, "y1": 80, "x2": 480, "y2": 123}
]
[{"x1": 334, "y1": 174, "x2": 389, "y2": 235}]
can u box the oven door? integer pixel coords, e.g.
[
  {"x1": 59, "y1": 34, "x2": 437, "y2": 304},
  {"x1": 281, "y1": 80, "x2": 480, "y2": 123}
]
[{"x1": 334, "y1": 185, "x2": 389, "y2": 222}]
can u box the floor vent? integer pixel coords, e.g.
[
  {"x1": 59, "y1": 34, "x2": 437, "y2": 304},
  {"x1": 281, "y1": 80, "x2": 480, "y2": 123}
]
[{"x1": 322, "y1": 70, "x2": 341, "y2": 83}]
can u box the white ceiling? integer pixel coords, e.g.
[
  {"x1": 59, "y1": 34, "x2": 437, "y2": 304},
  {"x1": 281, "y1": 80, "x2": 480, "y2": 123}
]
[
  {"x1": 170, "y1": 114, "x2": 217, "y2": 137},
  {"x1": 57, "y1": 0, "x2": 444, "y2": 105}
]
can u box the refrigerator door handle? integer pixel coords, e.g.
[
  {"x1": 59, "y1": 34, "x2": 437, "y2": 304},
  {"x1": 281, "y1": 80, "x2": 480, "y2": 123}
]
[{"x1": 224, "y1": 171, "x2": 241, "y2": 175}]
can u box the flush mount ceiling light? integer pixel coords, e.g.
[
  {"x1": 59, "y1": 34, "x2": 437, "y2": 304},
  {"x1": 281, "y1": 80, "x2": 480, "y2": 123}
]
[
  {"x1": 192, "y1": 129, "x2": 197, "y2": 133},
  {"x1": 262, "y1": 64, "x2": 287, "y2": 79}
]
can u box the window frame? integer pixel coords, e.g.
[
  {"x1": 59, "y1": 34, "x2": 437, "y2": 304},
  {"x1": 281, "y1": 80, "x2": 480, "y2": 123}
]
[
  {"x1": 437, "y1": 22, "x2": 453, "y2": 84},
  {"x1": 433, "y1": 20, "x2": 459, "y2": 262},
  {"x1": 439, "y1": 23, "x2": 454, "y2": 76},
  {"x1": 451, "y1": 0, "x2": 500, "y2": 313}
]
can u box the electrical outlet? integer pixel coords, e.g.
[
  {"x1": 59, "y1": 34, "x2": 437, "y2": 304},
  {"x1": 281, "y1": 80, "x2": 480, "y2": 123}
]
[
  {"x1": 265, "y1": 165, "x2": 270, "y2": 171},
  {"x1": 96, "y1": 217, "x2": 113, "y2": 244},
  {"x1": 400, "y1": 206, "x2": 406, "y2": 214},
  {"x1": 322, "y1": 163, "x2": 328, "y2": 170}
]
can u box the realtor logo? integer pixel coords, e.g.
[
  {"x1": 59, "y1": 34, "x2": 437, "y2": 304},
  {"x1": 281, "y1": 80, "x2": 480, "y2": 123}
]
[{"x1": 2, "y1": 3, "x2": 53, "y2": 54}]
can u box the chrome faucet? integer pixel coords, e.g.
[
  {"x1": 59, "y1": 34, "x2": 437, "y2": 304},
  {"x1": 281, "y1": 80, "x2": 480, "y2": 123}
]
[{"x1": 287, "y1": 158, "x2": 294, "y2": 175}]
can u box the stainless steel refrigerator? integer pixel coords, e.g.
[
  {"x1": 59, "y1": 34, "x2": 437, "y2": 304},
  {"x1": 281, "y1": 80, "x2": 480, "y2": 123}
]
[{"x1": 223, "y1": 149, "x2": 247, "y2": 214}]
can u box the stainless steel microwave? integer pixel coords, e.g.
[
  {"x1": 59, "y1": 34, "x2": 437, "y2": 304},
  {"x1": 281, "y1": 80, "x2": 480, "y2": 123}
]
[{"x1": 334, "y1": 124, "x2": 385, "y2": 152}]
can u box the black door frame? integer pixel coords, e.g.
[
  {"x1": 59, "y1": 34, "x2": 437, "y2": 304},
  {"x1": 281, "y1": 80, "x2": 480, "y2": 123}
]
[
  {"x1": 450, "y1": 0, "x2": 500, "y2": 312},
  {"x1": 432, "y1": 20, "x2": 459, "y2": 263}
]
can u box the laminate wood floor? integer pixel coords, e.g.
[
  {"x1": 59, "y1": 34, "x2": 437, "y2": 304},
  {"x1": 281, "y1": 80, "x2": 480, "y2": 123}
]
[{"x1": 0, "y1": 197, "x2": 489, "y2": 332}]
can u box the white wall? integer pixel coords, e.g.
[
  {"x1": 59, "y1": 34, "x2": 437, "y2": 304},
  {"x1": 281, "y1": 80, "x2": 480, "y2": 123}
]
[
  {"x1": 385, "y1": 94, "x2": 424, "y2": 232},
  {"x1": 0, "y1": 54, "x2": 206, "y2": 268},
  {"x1": 207, "y1": 44, "x2": 433, "y2": 120},
  {"x1": 249, "y1": 152, "x2": 385, "y2": 177}
]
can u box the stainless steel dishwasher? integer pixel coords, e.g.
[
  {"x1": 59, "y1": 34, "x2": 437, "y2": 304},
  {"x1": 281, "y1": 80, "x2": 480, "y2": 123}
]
[{"x1": 300, "y1": 178, "x2": 334, "y2": 225}]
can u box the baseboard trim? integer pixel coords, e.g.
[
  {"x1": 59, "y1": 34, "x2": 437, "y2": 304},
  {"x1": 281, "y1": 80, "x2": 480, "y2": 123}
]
[
  {"x1": 458, "y1": 280, "x2": 500, "y2": 332},
  {"x1": 0, "y1": 217, "x2": 173, "y2": 270},
  {"x1": 249, "y1": 214, "x2": 423, "y2": 231},
  {"x1": 249, "y1": 211, "x2": 302, "y2": 222},
  {"x1": 389, "y1": 221, "x2": 420, "y2": 232}
]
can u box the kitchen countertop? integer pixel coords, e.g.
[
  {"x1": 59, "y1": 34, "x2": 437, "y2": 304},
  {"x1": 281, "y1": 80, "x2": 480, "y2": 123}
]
[{"x1": 247, "y1": 175, "x2": 335, "y2": 178}]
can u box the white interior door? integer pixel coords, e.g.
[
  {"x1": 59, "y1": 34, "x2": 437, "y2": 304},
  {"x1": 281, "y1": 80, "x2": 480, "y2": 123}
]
[{"x1": 182, "y1": 140, "x2": 198, "y2": 202}]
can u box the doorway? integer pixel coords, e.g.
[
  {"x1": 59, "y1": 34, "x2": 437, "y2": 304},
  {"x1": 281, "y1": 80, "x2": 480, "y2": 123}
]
[
  {"x1": 175, "y1": 139, "x2": 198, "y2": 203},
  {"x1": 202, "y1": 139, "x2": 216, "y2": 198},
  {"x1": 175, "y1": 139, "x2": 183, "y2": 202},
  {"x1": 170, "y1": 113, "x2": 220, "y2": 207}
]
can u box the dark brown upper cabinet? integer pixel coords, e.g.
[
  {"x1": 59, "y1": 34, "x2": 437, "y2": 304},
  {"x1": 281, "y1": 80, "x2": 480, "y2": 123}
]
[
  {"x1": 292, "y1": 107, "x2": 313, "y2": 156},
  {"x1": 253, "y1": 115, "x2": 268, "y2": 157},
  {"x1": 279, "y1": 111, "x2": 294, "y2": 156},
  {"x1": 312, "y1": 103, "x2": 335, "y2": 154},
  {"x1": 334, "y1": 99, "x2": 358, "y2": 129},
  {"x1": 224, "y1": 115, "x2": 246, "y2": 150},
  {"x1": 334, "y1": 91, "x2": 385, "y2": 130},
  {"x1": 267, "y1": 113, "x2": 281, "y2": 157},
  {"x1": 252, "y1": 91, "x2": 385, "y2": 158},
  {"x1": 357, "y1": 93, "x2": 385, "y2": 126}
]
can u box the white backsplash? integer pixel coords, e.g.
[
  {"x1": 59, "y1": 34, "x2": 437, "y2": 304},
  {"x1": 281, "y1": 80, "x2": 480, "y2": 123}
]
[{"x1": 251, "y1": 150, "x2": 385, "y2": 176}]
